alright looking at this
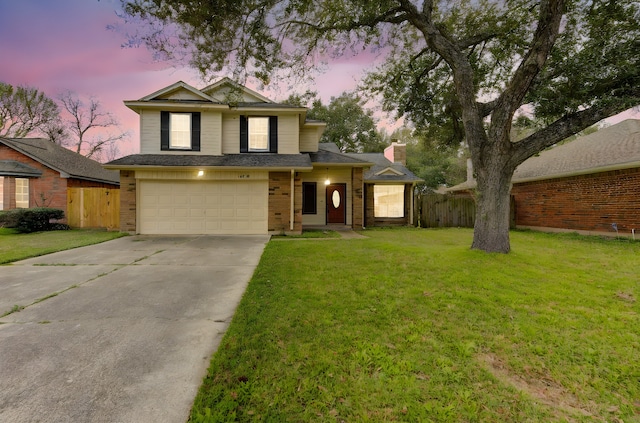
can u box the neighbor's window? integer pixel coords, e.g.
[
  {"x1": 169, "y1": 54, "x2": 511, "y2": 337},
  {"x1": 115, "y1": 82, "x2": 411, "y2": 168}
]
[
  {"x1": 374, "y1": 185, "x2": 404, "y2": 218},
  {"x1": 302, "y1": 182, "x2": 317, "y2": 214},
  {"x1": 248, "y1": 117, "x2": 269, "y2": 151},
  {"x1": 170, "y1": 113, "x2": 192, "y2": 149},
  {"x1": 0, "y1": 177, "x2": 3, "y2": 210},
  {"x1": 16, "y1": 178, "x2": 29, "y2": 208}
]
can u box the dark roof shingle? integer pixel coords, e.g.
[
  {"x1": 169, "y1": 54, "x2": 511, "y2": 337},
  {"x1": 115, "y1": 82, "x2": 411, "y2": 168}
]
[
  {"x1": 106, "y1": 153, "x2": 313, "y2": 169},
  {"x1": 0, "y1": 138, "x2": 119, "y2": 185}
]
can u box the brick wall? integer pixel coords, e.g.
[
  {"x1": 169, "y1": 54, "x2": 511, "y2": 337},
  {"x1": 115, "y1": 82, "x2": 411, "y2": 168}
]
[
  {"x1": 512, "y1": 167, "x2": 640, "y2": 234},
  {"x1": 268, "y1": 171, "x2": 302, "y2": 234},
  {"x1": 119, "y1": 170, "x2": 137, "y2": 233},
  {"x1": 351, "y1": 167, "x2": 364, "y2": 229},
  {"x1": 364, "y1": 183, "x2": 375, "y2": 227},
  {"x1": 0, "y1": 145, "x2": 68, "y2": 213}
]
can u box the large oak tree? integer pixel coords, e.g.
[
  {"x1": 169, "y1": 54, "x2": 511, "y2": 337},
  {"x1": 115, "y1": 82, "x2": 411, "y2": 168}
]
[{"x1": 121, "y1": 0, "x2": 640, "y2": 252}]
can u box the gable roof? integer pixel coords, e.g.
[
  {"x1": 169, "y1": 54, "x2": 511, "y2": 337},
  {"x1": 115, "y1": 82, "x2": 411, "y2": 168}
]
[
  {"x1": 446, "y1": 119, "x2": 640, "y2": 192},
  {"x1": 0, "y1": 160, "x2": 43, "y2": 177},
  {"x1": 0, "y1": 138, "x2": 120, "y2": 185},
  {"x1": 345, "y1": 151, "x2": 423, "y2": 183},
  {"x1": 201, "y1": 77, "x2": 273, "y2": 103},
  {"x1": 138, "y1": 81, "x2": 216, "y2": 102},
  {"x1": 513, "y1": 119, "x2": 640, "y2": 182}
]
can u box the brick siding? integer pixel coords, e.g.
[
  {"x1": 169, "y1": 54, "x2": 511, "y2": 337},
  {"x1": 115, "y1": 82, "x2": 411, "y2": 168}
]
[
  {"x1": 351, "y1": 167, "x2": 364, "y2": 229},
  {"x1": 268, "y1": 171, "x2": 302, "y2": 234},
  {"x1": 119, "y1": 170, "x2": 137, "y2": 232},
  {"x1": 512, "y1": 167, "x2": 640, "y2": 234}
]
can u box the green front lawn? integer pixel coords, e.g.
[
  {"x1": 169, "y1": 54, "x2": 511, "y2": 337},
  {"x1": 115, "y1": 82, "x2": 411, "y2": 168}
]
[
  {"x1": 0, "y1": 228, "x2": 125, "y2": 264},
  {"x1": 190, "y1": 228, "x2": 640, "y2": 422}
]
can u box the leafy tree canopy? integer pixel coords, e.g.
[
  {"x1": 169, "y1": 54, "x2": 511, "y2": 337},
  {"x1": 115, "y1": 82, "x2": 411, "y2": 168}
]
[
  {"x1": 0, "y1": 82, "x2": 62, "y2": 139},
  {"x1": 120, "y1": 0, "x2": 640, "y2": 252},
  {"x1": 285, "y1": 91, "x2": 385, "y2": 153}
]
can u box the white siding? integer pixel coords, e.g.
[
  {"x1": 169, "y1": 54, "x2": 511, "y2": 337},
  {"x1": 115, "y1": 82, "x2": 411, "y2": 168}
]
[
  {"x1": 201, "y1": 111, "x2": 222, "y2": 155},
  {"x1": 277, "y1": 114, "x2": 299, "y2": 154},
  {"x1": 299, "y1": 126, "x2": 321, "y2": 152},
  {"x1": 222, "y1": 113, "x2": 240, "y2": 154},
  {"x1": 139, "y1": 110, "x2": 222, "y2": 154},
  {"x1": 139, "y1": 109, "x2": 161, "y2": 154}
]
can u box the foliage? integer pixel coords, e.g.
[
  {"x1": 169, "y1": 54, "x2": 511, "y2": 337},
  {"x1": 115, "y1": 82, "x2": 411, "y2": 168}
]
[
  {"x1": 0, "y1": 208, "x2": 67, "y2": 233},
  {"x1": 285, "y1": 91, "x2": 385, "y2": 152},
  {"x1": 0, "y1": 81, "x2": 62, "y2": 138},
  {"x1": 0, "y1": 82, "x2": 128, "y2": 162},
  {"x1": 120, "y1": 0, "x2": 640, "y2": 252},
  {"x1": 189, "y1": 228, "x2": 640, "y2": 422},
  {"x1": 58, "y1": 91, "x2": 129, "y2": 162},
  {"x1": 392, "y1": 126, "x2": 467, "y2": 190},
  {"x1": 0, "y1": 227, "x2": 125, "y2": 264}
]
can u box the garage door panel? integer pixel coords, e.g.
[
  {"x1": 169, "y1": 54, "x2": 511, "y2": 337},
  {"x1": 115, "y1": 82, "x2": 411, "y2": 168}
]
[{"x1": 139, "y1": 180, "x2": 268, "y2": 235}]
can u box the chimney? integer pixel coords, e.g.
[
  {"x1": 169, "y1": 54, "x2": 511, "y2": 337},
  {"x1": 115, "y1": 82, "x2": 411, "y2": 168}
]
[{"x1": 384, "y1": 140, "x2": 407, "y2": 166}]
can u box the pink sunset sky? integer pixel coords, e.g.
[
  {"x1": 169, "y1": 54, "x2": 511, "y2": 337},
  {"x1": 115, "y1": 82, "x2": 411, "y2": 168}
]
[{"x1": 1, "y1": 0, "x2": 638, "y2": 159}]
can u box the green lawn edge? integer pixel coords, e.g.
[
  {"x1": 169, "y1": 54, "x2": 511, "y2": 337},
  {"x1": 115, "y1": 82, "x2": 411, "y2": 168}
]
[
  {"x1": 189, "y1": 228, "x2": 640, "y2": 422},
  {"x1": 0, "y1": 228, "x2": 126, "y2": 264}
]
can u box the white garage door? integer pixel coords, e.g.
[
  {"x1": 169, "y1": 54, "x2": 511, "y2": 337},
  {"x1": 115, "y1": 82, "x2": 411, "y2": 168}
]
[{"x1": 139, "y1": 180, "x2": 268, "y2": 234}]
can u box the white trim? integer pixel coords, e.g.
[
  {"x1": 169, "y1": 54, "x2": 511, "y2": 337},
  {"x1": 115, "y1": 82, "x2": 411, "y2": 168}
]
[
  {"x1": 374, "y1": 167, "x2": 404, "y2": 176},
  {"x1": 137, "y1": 81, "x2": 216, "y2": 102}
]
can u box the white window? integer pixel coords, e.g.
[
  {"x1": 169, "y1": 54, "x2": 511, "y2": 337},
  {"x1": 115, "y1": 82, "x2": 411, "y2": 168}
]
[
  {"x1": 16, "y1": 178, "x2": 29, "y2": 208},
  {"x1": 248, "y1": 117, "x2": 269, "y2": 151},
  {"x1": 374, "y1": 185, "x2": 404, "y2": 218},
  {"x1": 0, "y1": 176, "x2": 4, "y2": 210},
  {"x1": 170, "y1": 113, "x2": 192, "y2": 149}
]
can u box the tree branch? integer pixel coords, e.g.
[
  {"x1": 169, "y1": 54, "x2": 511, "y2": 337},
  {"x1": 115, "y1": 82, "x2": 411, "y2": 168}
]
[
  {"x1": 489, "y1": 0, "x2": 564, "y2": 142},
  {"x1": 511, "y1": 101, "x2": 635, "y2": 167}
]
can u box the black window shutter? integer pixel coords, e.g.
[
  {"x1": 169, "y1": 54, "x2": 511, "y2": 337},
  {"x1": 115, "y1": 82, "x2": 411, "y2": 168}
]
[
  {"x1": 240, "y1": 116, "x2": 248, "y2": 153},
  {"x1": 191, "y1": 112, "x2": 201, "y2": 151},
  {"x1": 269, "y1": 116, "x2": 278, "y2": 153},
  {"x1": 160, "y1": 111, "x2": 170, "y2": 150}
]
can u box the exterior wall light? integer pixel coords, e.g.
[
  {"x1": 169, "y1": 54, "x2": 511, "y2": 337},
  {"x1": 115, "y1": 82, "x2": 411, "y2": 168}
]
[{"x1": 197, "y1": 170, "x2": 204, "y2": 177}]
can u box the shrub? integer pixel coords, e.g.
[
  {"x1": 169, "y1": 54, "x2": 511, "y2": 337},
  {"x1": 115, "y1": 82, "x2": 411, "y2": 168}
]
[{"x1": 0, "y1": 208, "x2": 68, "y2": 233}]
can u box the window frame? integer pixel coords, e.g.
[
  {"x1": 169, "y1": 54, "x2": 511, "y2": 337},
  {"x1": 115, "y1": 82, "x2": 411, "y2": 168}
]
[
  {"x1": 240, "y1": 115, "x2": 278, "y2": 153},
  {"x1": 169, "y1": 113, "x2": 192, "y2": 149},
  {"x1": 15, "y1": 177, "x2": 29, "y2": 208},
  {"x1": 248, "y1": 116, "x2": 270, "y2": 151},
  {"x1": 302, "y1": 182, "x2": 317, "y2": 214},
  {"x1": 160, "y1": 111, "x2": 201, "y2": 151},
  {"x1": 373, "y1": 184, "x2": 405, "y2": 218}
]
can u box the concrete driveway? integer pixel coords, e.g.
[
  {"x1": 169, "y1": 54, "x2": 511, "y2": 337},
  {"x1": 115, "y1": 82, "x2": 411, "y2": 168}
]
[{"x1": 0, "y1": 234, "x2": 269, "y2": 423}]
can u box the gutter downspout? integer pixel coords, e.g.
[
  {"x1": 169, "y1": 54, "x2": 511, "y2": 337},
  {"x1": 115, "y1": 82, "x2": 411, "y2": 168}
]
[{"x1": 290, "y1": 169, "x2": 295, "y2": 231}]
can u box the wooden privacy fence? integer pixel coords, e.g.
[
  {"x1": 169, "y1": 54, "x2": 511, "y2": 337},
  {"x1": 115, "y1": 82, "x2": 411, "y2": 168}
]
[
  {"x1": 416, "y1": 193, "x2": 515, "y2": 228},
  {"x1": 67, "y1": 188, "x2": 120, "y2": 230}
]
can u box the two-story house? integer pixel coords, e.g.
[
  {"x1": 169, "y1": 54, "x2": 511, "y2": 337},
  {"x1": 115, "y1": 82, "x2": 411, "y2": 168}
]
[{"x1": 105, "y1": 79, "x2": 421, "y2": 235}]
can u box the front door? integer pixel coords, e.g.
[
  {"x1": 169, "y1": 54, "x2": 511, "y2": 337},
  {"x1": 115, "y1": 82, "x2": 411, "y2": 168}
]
[{"x1": 326, "y1": 184, "x2": 346, "y2": 224}]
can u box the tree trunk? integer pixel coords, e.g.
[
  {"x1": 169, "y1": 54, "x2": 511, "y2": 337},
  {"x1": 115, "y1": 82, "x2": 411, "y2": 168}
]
[{"x1": 471, "y1": 165, "x2": 513, "y2": 253}]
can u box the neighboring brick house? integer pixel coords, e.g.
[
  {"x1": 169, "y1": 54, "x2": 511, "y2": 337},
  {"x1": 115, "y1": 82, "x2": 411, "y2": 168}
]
[
  {"x1": 0, "y1": 137, "x2": 120, "y2": 220},
  {"x1": 446, "y1": 119, "x2": 640, "y2": 237}
]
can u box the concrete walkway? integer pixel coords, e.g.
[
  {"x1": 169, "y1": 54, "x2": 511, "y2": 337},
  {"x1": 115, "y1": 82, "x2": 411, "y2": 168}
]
[{"x1": 0, "y1": 235, "x2": 269, "y2": 423}]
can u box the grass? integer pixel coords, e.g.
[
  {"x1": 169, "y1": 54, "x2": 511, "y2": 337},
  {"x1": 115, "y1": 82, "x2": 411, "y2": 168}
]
[
  {"x1": 189, "y1": 228, "x2": 640, "y2": 422},
  {"x1": 0, "y1": 228, "x2": 125, "y2": 264},
  {"x1": 272, "y1": 229, "x2": 341, "y2": 239}
]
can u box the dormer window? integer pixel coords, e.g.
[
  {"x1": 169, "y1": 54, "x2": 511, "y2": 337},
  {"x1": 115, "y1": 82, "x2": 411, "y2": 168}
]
[
  {"x1": 160, "y1": 111, "x2": 201, "y2": 151},
  {"x1": 240, "y1": 116, "x2": 278, "y2": 153}
]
